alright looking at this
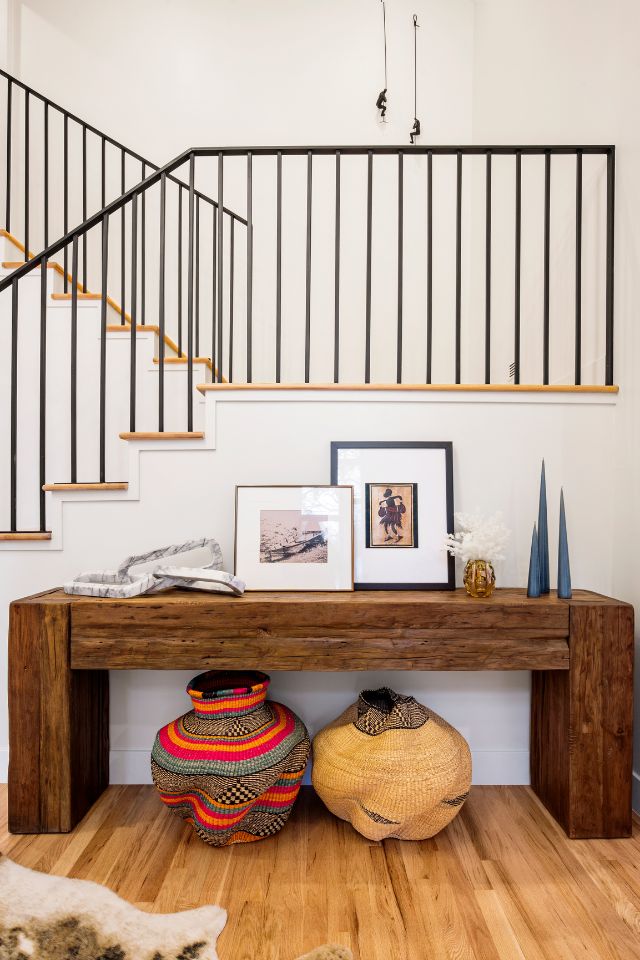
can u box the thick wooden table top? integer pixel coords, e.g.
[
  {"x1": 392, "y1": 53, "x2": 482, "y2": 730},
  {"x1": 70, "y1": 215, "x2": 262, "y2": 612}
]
[{"x1": 13, "y1": 587, "x2": 627, "y2": 672}]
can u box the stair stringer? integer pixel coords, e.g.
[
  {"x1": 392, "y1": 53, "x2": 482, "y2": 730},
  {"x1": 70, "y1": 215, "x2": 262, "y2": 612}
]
[{"x1": 0, "y1": 394, "x2": 216, "y2": 552}]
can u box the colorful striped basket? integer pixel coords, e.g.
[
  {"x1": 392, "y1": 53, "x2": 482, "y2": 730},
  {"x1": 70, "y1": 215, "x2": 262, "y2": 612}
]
[{"x1": 151, "y1": 670, "x2": 310, "y2": 846}]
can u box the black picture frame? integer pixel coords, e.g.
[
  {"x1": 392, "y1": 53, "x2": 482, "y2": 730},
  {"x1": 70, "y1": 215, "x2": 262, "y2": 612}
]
[{"x1": 330, "y1": 440, "x2": 455, "y2": 591}]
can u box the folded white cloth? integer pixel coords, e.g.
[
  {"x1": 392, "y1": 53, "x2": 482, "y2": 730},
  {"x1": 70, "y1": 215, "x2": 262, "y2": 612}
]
[{"x1": 64, "y1": 538, "x2": 245, "y2": 597}]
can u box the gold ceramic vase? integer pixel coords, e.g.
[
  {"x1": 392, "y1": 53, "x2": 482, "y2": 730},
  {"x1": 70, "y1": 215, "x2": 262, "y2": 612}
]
[{"x1": 463, "y1": 559, "x2": 496, "y2": 598}]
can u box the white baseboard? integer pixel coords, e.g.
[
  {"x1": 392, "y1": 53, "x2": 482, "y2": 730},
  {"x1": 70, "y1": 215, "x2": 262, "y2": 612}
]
[{"x1": 108, "y1": 748, "x2": 531, "y2": 787}]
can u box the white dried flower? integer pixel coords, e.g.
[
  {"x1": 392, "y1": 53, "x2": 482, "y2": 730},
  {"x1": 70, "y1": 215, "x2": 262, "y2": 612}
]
[{"x1": 445, "y1": 511, "x2": 510, "y2": 563}]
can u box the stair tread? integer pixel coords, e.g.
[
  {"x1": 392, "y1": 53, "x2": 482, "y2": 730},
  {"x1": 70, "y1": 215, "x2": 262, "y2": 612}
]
[
  {"x1": 42, "y1": 482, "x2": 128, "y2": 491},
  {"x1": 0, "y1": 531, "x2": 52, "y2": 541},
  {"x1": 119, "y1": 431, "x2": 205, "y2": 440}
]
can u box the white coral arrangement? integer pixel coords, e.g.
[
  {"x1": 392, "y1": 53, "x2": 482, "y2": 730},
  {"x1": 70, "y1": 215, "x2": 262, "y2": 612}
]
[{"x1": 445, "y1": 511, "x2": 510, "y2": 563}]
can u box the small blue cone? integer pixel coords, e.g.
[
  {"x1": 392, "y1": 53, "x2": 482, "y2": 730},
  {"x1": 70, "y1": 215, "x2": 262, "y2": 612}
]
[
  {"x1": 527, "y1": 522, "x2": 541, "y2": 598},
  {"x1": 538, "y1": 460, "x2": 550, "y2": 594},
  {"x1": 558, "y1": 488, "x2": 572, "y2": 599}
]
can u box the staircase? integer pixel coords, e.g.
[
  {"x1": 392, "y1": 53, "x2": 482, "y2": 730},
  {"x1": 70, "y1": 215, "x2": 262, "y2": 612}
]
[{"x1": 0, "y1": 71, "x2": 617, "y2": 543}]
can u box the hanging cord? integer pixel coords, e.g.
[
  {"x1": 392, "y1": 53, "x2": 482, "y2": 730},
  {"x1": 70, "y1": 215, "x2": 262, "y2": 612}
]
[
  {"x1": 376, "y1": 1, "x2": 388, "y2": 120},
  {"x1": 410, "y1": 14, "x2": 421, "y2": 143}
]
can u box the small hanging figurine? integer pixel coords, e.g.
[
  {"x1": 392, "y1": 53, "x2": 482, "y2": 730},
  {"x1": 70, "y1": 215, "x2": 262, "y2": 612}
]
[
  {"x1": 410, "y1": 15, "x2": 421, "y2": 143},
  {"x1": 377, "y1": 1, "x2": 388, "y2": 122}
]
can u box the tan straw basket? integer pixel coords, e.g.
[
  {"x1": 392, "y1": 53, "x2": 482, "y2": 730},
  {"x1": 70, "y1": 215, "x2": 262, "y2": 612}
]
[{"x1": 312, "y1": 687, "x2": 471, "y2": 841}]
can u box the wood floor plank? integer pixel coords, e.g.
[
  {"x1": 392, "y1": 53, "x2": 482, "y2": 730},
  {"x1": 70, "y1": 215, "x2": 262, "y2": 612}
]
[{"x1": 2, "y1": 784, "x2": 640, "y2": 960}]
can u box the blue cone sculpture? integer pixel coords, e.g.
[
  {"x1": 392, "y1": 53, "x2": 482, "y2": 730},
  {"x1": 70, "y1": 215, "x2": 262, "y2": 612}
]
[
  {"x1": 527, "y1": 522, "x2": 541, "y2": 598},
  {"x1": 557, "y1": 488, "x2": 572, "y2": 599},
  {"x1": 537, "y1": 460, "x2": 550, "y2": 594}
]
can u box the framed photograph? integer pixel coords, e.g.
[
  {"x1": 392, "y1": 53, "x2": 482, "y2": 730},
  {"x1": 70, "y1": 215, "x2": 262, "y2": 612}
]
[
  {"x1": 235, "y1": 485, "x2": 354, "y2": 591},
  {"x1": 330, "y1": 442, "x2": 454, "y2": 590}
]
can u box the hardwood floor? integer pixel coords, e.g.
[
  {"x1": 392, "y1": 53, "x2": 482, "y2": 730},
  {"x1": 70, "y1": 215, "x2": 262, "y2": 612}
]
[{"x1": 2, "y1": 785, "x2": 640, "y2": 959}]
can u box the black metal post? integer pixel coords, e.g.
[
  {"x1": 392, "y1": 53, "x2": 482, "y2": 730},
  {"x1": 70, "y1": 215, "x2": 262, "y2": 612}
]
[
  {"x1": 455, "y1": 151, "x2": 462, "y2": 384},
  {"x1": 120, "y1": 149, "x2": 126, "y2": 324},
  {"x1": 365, "y1": 151, "x2": 373, "y2": 383},
  {"x1": 82, "y1": 125, "x2": 87, "y2": 291},
  {"x1": 334, "y1": 151, "x2": 340, "y2": 383},
  {"x1": 229, "y1": 218, "x2": 235, "y2": 383},
  {"x1": 218, "y1": 153, "x2": 225, "y2": 383},
  {"x1": 141, "y1": 161, "x2": 146, "y2": 326},
  {"x1": 23, "y1": 91, "x2": 29, "y2": 259},
  {"x1": 543, "y1": 151, "x2": 550, "y2": 384},
  {"x1": 426, "y1": 151, "x2": 433, "y2": 384},
  {"x1": 575, "y1": 151, "x2": 582, "y2": 385},
  {"x1": 187, "y1": 154, "x2": 195, "y2": 429},
  {"x1": 397, "y1": 152, "x2": 404, "y2": 384},
  {"x1": 63, "y1": 114, "x2": 68, "y2": 291},
  {"x1": 211, "y1": 205, "x2": 216, "y2": 367},
  {"x1": 5, "y1": 78, "x2": 11, "y2": 231},
  {"x1": 514, "y1": 151, "x2": 522, "y2": 384},
  {"x1": 276, "y1": 152, "x2": 282, "y2": 382},
  {"x1": 195, "y1": 196, "x2": 200, "y2": 357},
  {"x1": 99, "y1": 216, "x2": 109, "y2": 482},
  {"x1": 101, "y1": 137, "x2": 106, "y2": 208},
  {"x1": 39, "y1": 259, "x2": 47, "y2": 530},
  {"x1": 43, "y1": 103, "x2": 49, "y2": 248},
  {"x1": 178, "y1": 188, "x2": 183, "y2": 356},
  {"x1": 605, "y1": 148, "x2": 615, "y2": 385},
  {"x1": 485, "y1": 152, "x2": 492, "y2": 384},
  {"x1": 305, "y1": 151, "x2": 312, "y2": 383},
  {"x1": 158, "y1": 174, "x2": 166, "y2": 432},
  {"x1": 10, "y1": 281, "x2": 18, "y2": 531},
  {"x1": 70, "y1": 236, "x2": 78, "y2": 482},
  {"x1": 130, "y1": 194, "x2": 138, "y2": 432},
  {"x1": 246, "y1": 153, "x2": 252, "y2": 383}
]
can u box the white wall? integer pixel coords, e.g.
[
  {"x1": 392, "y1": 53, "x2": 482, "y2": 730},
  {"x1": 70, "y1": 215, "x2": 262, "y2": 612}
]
[{"x1": 0, "y1": 0, "x2": 639, "y2": 802}]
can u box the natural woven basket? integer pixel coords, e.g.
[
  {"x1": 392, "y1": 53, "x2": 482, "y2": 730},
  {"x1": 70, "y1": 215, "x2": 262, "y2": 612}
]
[{"x1": 312, "y1": 687, "x2": 471, "y2": 840}]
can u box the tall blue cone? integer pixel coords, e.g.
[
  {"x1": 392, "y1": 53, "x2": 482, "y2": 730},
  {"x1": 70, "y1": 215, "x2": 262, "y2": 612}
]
[
  {"x1": 527, "y1": 522, "x2": 541, "y2": 598},
  {"x1": 537, "y1": 460, "x2": 550, "y2": 594},
  {"x1": 558, "y1": 488, "x2": 572, "y2": 599}
]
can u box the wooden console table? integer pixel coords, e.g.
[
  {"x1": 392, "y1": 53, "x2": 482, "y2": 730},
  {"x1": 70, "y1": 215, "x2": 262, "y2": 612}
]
[{"x1": 8, "y1": 587, "x2": 634, "y2": 839}]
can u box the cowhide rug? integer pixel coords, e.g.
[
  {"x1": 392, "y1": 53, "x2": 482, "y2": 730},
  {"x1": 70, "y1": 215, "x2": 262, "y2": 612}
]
[{"x1": 0, "y1": 855, "x2": 352, "y2": 960}]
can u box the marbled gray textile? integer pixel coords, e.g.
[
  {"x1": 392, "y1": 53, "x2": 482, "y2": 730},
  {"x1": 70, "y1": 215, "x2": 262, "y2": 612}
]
[{"x1": 63, "y1": 538, "x2": 244, "y2": 597}]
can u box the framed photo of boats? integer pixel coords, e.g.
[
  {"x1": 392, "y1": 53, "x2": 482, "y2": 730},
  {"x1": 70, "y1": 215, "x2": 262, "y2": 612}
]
[
  {"x1": 234, "y1": 485, "x2": 354, "y2": 591},
  {"x1": 330, "y1": 441, "x2": 454, "y2": 590}
]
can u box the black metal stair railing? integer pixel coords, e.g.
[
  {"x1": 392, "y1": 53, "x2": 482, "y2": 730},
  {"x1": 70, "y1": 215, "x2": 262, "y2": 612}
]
[{"x1": 0, "y1": 144, "x2": 616, "y2": 536}]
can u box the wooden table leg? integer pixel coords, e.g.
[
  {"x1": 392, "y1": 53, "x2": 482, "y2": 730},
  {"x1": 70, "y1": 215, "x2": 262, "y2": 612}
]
[
  {"x1": 8, "y1": 597, "x2": 109, "y2": 833},
  {"x1": 531, "y1": 599, "x2": 634, "y2": 838}
]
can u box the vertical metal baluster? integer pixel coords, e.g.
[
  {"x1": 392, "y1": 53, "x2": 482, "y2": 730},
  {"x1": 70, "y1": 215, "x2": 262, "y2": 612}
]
[
  {"x1": 304, "y1": 152, "x2": 312, "y2": 383},
  {"x1": 276, "y1": 151, "x2": 282, "y2": 382},
  {"x1": 246, "y1": 153, "x2": 252, "y2": 383},
  {"x1": 229, "y1": 219, "x2": 235, "y2": 383},
  {"x1": 334, "y1": 151, "x2": 340, "y2": 383},
  {"x1": 575, "y1": 151, "x2": 582, "y2": 385},
  {"x1": 120, "y1": 149, "x2": 126, "y2": 325},
  {"x1": 130, "y1": 194, "x2": 138, "y2": 432},
  {"x1": 485, "y1": 152, "x2": 492, "y2": 384},
  {"x1": 211, "y1": 205, "x2": 216, "y2": 366},
  {"x1": 43, "y1": 103, "x2": 49, "y2": 248},
  {"x1": 543, "y1": 151, "x2": 551, "y2": 384},
  {"x1": 39, "y1": 259, "x2": 47, "y2": 531},
  {"x1": 455, "y1": 151, "x2": 462, "y2": 384},
  {"x1": 141, "y1": 161, "x2": 146, "y2": 325},
  {"x1": 101, "y1": 137, "x2": 106, "y2": 207},
  {"x1": 187, "y1": 155, "x2": 195, "y2": 429},
  {"x1": 218, "y1": 153, "x2": 225, "y2": 383},
  {"x1": 82, "y1": 125, "x2": 87, "y2": 291},
  {"x1": 426, "y1": 151, "x2": 433, "y2": 384},
  {"x1": 178, "y1": 189, "x2": 183, "y2": 356},
  {"x1": 365, "y1": 152, "x2": 373, "y2": 383},
  {"x1": 514, "y1": 151, "x2": 522, "y2": 384},
  {"x1": 70, "y1": 236, "x2": 78, "y2": 482},
  {"x1": 195, "y1": 197, "x2": 200, "y2": 357},
  {"x1": 158, "y1": 175, "x2": 166, "y2": 432},
  {"x1": 24, "y1": 91, "x2": 29, "y2": 259},
  {"x1": 397, "y1": 152, "x2": 404, "y2": 384},
  {"x1": 10, "y1": 281, "x2": 18, "y2": 531},
  {"x1": 99, "y1": 216, "x2": 109, "y2": 482},
  {"x1": 605, "y1": 148, "x2": 615, "y2": 386},
  {"x1": 5, "y1": 79, "x2": 11, "y2": 231},
  {"x1": 63, "y1": 114, "x2": 68, "y2": 290}
]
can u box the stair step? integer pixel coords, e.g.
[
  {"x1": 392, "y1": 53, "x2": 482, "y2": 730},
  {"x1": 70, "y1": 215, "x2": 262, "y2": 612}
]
[
  {"x1": 119, "y1": 431, "x2": 205, "y2": 441},
  {"x1": 51, "y1": 292, "x2": 101, "y2": 300},
  {"x1": 42, "y1": 482, "x2": 128, "y2": 492},
  {"x1": 0, "y1": 531, "x2": 52, "y2": 541},
  {"x1": 107, "y1": 324, "x2": 163, "y2": 335},
  {"x1": 153, "y1": 356, "x2": 211, "y2": 366}
]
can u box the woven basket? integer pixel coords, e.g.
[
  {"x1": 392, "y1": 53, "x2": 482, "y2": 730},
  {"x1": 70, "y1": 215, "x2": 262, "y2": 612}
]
[
  {"x1": 312, "y1": 687, "x2": 471, "y2": 840},
  {"x1": 151, "y1": 670, "x2": 310, "y2": 846}
]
